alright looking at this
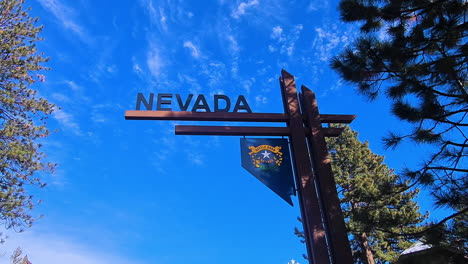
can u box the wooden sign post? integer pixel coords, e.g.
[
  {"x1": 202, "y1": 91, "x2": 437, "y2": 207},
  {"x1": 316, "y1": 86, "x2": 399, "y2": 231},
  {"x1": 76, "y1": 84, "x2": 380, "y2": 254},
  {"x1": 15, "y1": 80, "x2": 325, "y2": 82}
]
[{"x1": 125, "y1": 70, "x2": 355, "y2": 264}]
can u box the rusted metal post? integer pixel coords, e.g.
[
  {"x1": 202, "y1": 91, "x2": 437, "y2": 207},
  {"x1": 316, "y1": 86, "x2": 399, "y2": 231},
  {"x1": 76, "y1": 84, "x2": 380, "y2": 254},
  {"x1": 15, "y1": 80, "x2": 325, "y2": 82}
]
[
  {"x1": 301, "y1": 85, "x2": 354, "y2": 264},
  {"x1": 280, "y1": 70, "x2": 331, "y2": 264}
]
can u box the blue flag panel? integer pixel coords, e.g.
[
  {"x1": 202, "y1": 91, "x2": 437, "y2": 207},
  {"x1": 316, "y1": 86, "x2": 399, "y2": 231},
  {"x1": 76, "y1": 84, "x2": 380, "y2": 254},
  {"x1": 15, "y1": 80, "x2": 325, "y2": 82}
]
[{"x1": 240, "y1": 138, "x2": 296, "y2": 206}]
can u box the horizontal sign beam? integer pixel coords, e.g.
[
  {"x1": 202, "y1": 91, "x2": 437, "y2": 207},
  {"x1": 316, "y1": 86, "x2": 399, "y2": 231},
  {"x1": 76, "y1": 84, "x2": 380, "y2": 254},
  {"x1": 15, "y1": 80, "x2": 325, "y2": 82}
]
[
  {"x1": 175, "y1": 125, "x2": 344, "y2": 137},
  {"x1": 320, "y1": 114, "x2": 356, "y2": 123},
  {"x1": 125, "y1": 111, "x2": 355, "y2": 124},
  {"x1": 125, "y1": 111, "x2": 287, "y2": 122},
  {"x1": 176, "y1": 125, "x2": 289, "y2": 136}
]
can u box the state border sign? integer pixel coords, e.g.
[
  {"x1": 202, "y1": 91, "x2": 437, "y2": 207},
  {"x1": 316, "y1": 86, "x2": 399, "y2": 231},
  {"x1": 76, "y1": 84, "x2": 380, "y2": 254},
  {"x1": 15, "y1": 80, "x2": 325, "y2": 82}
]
[{"x1": 125, "y1": 70, "x2": 356, "y2": 264}]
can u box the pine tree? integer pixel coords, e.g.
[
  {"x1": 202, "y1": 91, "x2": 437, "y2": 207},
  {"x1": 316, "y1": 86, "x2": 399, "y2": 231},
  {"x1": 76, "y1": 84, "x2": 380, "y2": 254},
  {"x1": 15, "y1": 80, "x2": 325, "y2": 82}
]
[
  {"x1": 329, "y1": 127, "x2": 427, "y2": 263},
  {"x1": 0, "y1": 0, "x2": 55, "y2": 240},
  {"x1": 296, "y1": 127, "x2": 427, "y2": 264},
  {"x1": 331, "y1": 0, "x2": 467, "y2": 228},
  {"x1": 10, "y1": 247, "x2": 32, "y2": 264}
]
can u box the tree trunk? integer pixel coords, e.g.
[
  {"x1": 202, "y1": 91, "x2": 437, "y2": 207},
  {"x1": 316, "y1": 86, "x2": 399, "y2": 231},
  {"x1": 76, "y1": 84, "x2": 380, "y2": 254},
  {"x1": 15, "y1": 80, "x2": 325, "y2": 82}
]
[{"x1": 360, "y1": 232, "x2": 375, "y2": 264}]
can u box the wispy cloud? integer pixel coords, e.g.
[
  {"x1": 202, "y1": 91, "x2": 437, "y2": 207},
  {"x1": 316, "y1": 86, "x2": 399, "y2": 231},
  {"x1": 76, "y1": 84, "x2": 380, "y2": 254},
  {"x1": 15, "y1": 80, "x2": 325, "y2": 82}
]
[
  {"x1": 201, "y1": 61, "x2": 228, "y2": 88},
  {"x1": 1, "y1": 231, "x2": 146, "y2": 264},
  {"x1": 50, "y1": 93, "x2": 70, "y2": 103},
  {"x1": 320, "y1": 78, "x2": 344, "y2": 97},
  {"x1": 226, "y1": 34, "x2": 240, "y2": 76},
  {"x1": 215, "y1": 18, "x2": 240, "y2": 78},
  {"x1": 142, "y1": 0, "x2": 169, "y2": 32},
  {"x1": 53, "y1": 109, "x2": 82, "y2": 136},
  {"x1": 88, "y1": 61, "x2": 119, "y2": 84},
  {"x1": 312, "y1": 25, "x2": 350, "y2": 61},
  {"x1": 269, "y1": 24, "x2": 303, "y2": 56},
  {"x1": 186, "y1": 152, "x2": 205, "y2": 166},
  {"x1": 242, "y1": 77, "x2": 255, "y2": 95},
  {"x1": 183, "y1": 41, "x2": 201, "y2": 58},
  {"x1": 227, "y1": 35, "x2": 240, "y2": 55},
  {"x1": 159, "y1": 8, "x2": 168, "y2": 31},
  {"x1": 178, "y1": 73, "x2": 202, "y2": 94},
  {"x1": 64, "y1": 80, "x2": 81, "y2": 91},
  {"x1": 255, "y1": 95, "x2": 268, "y2": 104},
  {"x1": 36, "y1": 0, "x2": 89, "y2": 43},
  {"x1": 90, "y1": 104, "x2": 114, "y2": 124},
  {"x1": 231, "y1": 0, "x2": 260, "y2": 19},
  {"x1": 307, "y1": 0, "x2": 329, "y2": 12},
  {"x1": 132, "y1": 56, "x2": 144, "y2": 79},
  {"x1": 183, "y1": 138, "x2": 205, "y2": 166},
  {"x1": 146, "y1": 46, "x2": 164, "y2": 79},
  {"x1": 270, "y1": 26, "x2": 284, "y2": 40}
]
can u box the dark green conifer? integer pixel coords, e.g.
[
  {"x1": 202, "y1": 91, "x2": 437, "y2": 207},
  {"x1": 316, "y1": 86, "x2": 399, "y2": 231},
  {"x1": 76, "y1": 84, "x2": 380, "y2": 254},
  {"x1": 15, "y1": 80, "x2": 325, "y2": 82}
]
[
  {"x1": 331, "y1": 0, "x2": 467, "y2": 244},
  {"x1": 328, "y1": 127, "x2": 427, "y2": 264},
  {"x1": 296, "y1": 127, "x2": 427, "y2": 264}
]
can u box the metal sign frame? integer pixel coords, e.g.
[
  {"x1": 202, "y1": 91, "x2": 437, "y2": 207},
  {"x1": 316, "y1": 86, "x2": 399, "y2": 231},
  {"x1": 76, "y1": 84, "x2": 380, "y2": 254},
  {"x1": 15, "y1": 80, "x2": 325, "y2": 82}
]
[{"x1": 125, "y1": 70, "x2": 355, "y2": 264}]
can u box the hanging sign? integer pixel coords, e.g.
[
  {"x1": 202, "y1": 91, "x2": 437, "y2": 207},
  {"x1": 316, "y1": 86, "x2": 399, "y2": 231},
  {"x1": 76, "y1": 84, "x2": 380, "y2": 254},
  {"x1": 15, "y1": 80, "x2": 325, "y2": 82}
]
[{"x1": 240, "y1": 138, "x2": 295, "y2": 206}]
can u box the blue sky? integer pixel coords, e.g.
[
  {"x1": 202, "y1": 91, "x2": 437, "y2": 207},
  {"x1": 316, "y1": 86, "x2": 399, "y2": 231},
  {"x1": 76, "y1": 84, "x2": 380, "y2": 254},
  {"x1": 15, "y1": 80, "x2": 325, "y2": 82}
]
[{"x1": 0, "y1": 0, "x2": 450, "y2": 263}]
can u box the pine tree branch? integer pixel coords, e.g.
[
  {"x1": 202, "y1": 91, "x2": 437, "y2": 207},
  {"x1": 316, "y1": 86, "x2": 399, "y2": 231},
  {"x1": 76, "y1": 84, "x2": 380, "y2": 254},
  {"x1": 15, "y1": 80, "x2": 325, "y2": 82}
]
[
  {"x1": 427, "y1": 167, "x2": 468, "y2": 173},
  {"x1": 431, "y1": 117, "x2": 468, "y2": 127},
  {"x1": 436, "y1": 108, "x2": 468, "y2": 120},
  {"x1": 435, "y1": 45, "x2": 467, "y2": 96},
  {"x1": 398, "y1": 0, "x2": 449, "y2": 15},
  {"x1": 375, "y1": 207, "x2": 468, "y2": 237},
  {"x1": 430, "y1": 88, "x2": 468, "y2": 100}
]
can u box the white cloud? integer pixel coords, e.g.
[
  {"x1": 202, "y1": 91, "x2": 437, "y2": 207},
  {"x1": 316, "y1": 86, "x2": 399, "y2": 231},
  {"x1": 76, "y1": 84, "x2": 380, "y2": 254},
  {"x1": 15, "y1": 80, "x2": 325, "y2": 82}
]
[
  {"x1": 269, "y1": 24, "x2": 303, "y2": 56},
  {"x1": 177, "y1": 74, "x2": 202, "y2": 94},
  {"x1": 50, "y1": 93, "x2": 70, "y2": 103},
  {"x1": 307, "y1": 0, "x2": 329, "y2": 12},
  {"x1": 227, "y1": 35, "x2": 240, "y2": 54},
  {"x1": 88, "y1": 61, "x2": 118, "y2": 84},
  {"x1": 226, "y1": 34, "x2": 240, "y2": 76},
  {"x1": 90, "y1": 104, "x2": 113, "y2": 124},
  {"x1": 53, "y1": 109, "x2": 82, "y2": 136},
  {"x1": 183, "y1": 41, "x2": 201, "y2": 58},
  {"x1": 268, "y1": 45, "x2": 276, "y2": 52},
  {"x1": 287, "y1": 24, "x2": 303, "y2": 56},
  {"x1": 159, "y1": 7, "x2": 168, "y2": 31},
  {"x1": 255, "y1": 95, "x2": 267, "y2": 104},
  {"x1": 36, "y1": 0, "x2": 89, "y2": 43},
  {"x1": 146, "y1": 0, "x2": 157, "y2": 22},
  {"x1": 0, "y1": 231, "x2": 146, "y2": 264},
  {"x1": 312, "y1": 25, "x2": 349, "y2": 61},
  {"x1": 65, "y1": 80, "x2": 80, "y2": 91},
  {"x1": 132, "y1": 57, "x2": 144, "y2": 79},
  {"x1": 231, "y1": 0, "x2": 260, "y2": 19},
  {"x1": 242, "y1": 78, "x2": 255, "y2": 95},
  {"x1": 214, "y1": 18, "x2": 240, "y2": 78},
  {"x1": 201, "y1": 61, "x2": 227, "y2": 87},
  {"x1": 186, "y1": 151, "x2": 205, "y2": 166},
  {"x1": 320, "y1": 78, "x2": 344, "y2": 97},
  {"x1": 271, "y1": 26, "x2": 283, "y2": 40},
  {"x1": 106, "y1": 65, "x2": 117, "y2": 73},
  {"x1": 144, "y1": 0, "x2": 169, "y2": 32},
  {"x1": 146, "y1": 47, "x2": 163, "y2": 79},
  {"x1": 133, "y1": 63, "x2": 143, "y2": 74}
]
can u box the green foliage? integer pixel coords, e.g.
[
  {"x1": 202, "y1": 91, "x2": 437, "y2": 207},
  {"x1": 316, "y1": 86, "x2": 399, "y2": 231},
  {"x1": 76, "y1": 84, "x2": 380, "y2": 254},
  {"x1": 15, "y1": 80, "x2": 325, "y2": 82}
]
[
  {"x1": 0, "y1": 0, "x2": 55, "y2": 240},
  {"x1": 328, "y1": 127, "x2": 427, "y2": 263},
  {"x1": 296, "y1": 127, "x2": 427, "y2": 264},
  {"x1": 331, "y1": 0, "x2": 467, "y2": 237}
]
